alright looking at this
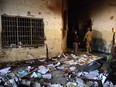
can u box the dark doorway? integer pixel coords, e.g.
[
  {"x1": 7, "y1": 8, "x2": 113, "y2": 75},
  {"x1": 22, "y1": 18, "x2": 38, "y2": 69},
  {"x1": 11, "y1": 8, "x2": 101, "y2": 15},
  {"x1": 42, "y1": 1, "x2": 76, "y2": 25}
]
[{"x1": 67, "y1": 0, "x2": 93, "y2": 50}]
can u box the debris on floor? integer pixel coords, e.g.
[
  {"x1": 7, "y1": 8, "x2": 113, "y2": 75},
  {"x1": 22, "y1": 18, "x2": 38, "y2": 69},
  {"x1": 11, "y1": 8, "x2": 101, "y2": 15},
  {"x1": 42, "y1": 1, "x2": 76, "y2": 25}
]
[{"x1": 0, "y1": 52, "x2": 116, "y2": 87}]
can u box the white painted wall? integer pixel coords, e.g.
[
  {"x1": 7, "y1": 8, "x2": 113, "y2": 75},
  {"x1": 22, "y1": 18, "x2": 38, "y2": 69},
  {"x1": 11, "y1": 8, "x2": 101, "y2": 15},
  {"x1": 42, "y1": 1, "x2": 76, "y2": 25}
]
[{"x1": 0, "y1": 0, "x2": 63, "y2": 62}]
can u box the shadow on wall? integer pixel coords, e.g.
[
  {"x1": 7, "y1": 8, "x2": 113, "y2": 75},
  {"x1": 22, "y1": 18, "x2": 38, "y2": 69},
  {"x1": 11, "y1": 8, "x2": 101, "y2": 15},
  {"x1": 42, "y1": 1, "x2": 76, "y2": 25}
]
[{"x1": 92, "y1": 30, "x2": 107, "y2": 52}]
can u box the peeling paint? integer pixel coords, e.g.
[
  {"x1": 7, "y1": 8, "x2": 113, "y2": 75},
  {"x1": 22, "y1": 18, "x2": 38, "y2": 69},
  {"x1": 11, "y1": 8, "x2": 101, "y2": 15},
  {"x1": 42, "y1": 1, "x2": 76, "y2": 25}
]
[
  {"x1": 38, "y1": 12, "x2": 41, "y2": 15},
  {"x1": 47, "y1": 0, "x2": 62, "y2": 15},
  {"x1": 110, "y1": 16, "x2": 114, "y2": 20},
  {"x1": 27, "y1": 11, "x2": 31, "y2": 16}
]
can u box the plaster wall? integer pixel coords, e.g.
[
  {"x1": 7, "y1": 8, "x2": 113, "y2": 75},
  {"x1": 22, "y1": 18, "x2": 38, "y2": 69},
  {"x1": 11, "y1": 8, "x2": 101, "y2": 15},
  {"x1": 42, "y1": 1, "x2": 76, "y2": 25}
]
[
  {"x1": 89, "y1": 0, "x2": 116, "y2": 53},
  {"x1": 76, "y1": 0, "x2": 116, "y2": 53},
  {"x1": 0, "y1": 0, "x2": 63, "y2": 62}
]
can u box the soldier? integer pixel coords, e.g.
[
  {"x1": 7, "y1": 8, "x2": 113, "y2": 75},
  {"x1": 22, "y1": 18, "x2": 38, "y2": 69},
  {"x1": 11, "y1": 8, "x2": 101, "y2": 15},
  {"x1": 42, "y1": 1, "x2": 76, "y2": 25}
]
[
  {"x1": 72, "y1": 30, "x2": 79, "y2": 54},
  {"x1": 83, "y1": 27, "x2": 92, "y2": 53},
  {"x1": 112, "y1": 28, "x2": 116, "y2": 55}
]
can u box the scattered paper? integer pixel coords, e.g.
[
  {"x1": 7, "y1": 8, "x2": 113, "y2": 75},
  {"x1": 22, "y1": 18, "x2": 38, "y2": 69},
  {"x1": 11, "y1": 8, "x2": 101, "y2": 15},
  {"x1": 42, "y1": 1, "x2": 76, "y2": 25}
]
[
  {"x1": 42, "y1": 74, "x2": 52, "y2": 79},
  {"x1": 38, "y1": 65, "x2": 49, "y2": 74},
  {"x1": 0, "y1": 67, "x2": 11, "y2": 75}
]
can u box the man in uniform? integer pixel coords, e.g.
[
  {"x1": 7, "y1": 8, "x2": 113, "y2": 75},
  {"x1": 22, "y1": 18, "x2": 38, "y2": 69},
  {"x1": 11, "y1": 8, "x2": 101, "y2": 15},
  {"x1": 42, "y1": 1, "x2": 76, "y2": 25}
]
[{"x1": 83, "y1": 27, "x2": 92, "y2": 53}]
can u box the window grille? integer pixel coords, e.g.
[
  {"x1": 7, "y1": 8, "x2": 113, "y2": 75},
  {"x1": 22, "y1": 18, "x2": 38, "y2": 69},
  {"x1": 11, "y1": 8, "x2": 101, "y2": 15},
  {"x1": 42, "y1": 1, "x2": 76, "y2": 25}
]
[{"x1": 1, "y1": 15, "x2": 44, "y2": 48}]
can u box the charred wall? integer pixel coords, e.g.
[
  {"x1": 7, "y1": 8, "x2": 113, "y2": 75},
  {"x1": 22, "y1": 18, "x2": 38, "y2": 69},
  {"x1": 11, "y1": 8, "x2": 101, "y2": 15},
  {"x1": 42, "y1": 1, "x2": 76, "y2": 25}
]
[
  {"x1": 0, "y1": 0, "x2": 63, "y2": 62},
  {"x1": 69, "y1": 0, "x2": 116, "y2": 53}
]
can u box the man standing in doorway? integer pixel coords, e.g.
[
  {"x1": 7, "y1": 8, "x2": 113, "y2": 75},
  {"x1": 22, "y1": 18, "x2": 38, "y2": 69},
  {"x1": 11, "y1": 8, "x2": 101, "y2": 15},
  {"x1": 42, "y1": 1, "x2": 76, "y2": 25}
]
[
  {"x1": 83, "y1": 27, "x2": 92, "y2": 53},
  {"x1": 72, "y1": 30, "x2": 79, "y2": 54}
]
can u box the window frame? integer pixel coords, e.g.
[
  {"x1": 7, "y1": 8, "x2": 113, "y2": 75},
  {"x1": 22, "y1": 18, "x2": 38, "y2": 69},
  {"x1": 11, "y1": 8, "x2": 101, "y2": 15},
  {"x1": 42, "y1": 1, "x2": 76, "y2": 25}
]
[{"x1": 1, "y1": 15, "x2": 45, "y2": 48}]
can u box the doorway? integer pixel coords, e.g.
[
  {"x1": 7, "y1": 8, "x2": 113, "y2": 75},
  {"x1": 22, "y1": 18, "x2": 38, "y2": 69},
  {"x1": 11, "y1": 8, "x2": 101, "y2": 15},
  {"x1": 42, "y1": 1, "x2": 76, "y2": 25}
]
[{"x1": 67, "y1": 0, "x2": 93, "y2": 51}]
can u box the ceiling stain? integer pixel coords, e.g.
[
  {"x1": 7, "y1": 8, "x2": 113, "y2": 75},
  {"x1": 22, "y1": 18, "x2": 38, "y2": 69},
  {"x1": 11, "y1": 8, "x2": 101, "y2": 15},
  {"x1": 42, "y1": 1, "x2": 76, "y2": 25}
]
[{"x1": 47, "y1": 0, "x2": 62, "y2": 15}]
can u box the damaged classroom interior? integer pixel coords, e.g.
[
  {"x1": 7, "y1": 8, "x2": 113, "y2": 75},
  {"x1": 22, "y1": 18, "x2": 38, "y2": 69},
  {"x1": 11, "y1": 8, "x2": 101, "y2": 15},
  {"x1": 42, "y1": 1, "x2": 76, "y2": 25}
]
[{"x1": 0, "y1": 0, "x2": 116, "y2": 87}]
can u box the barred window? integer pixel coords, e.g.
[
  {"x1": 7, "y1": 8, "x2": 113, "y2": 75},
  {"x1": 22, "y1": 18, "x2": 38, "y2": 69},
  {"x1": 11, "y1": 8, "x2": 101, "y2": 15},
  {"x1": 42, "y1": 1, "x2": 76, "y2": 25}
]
[{"x1": 1, "y1": 15, "x2": 44, "y2": 48}]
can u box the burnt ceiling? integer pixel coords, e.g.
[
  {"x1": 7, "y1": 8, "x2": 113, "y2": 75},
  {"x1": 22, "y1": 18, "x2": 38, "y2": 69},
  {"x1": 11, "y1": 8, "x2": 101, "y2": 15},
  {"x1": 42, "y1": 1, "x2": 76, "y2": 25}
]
[{"x1": 68, "y1": 0, "x2": 99, "y2": 28}]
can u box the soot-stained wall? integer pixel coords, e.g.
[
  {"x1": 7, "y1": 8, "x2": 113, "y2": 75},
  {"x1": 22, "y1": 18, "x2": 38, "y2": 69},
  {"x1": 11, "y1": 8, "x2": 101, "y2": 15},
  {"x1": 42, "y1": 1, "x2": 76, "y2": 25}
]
[
  {"x1": 69, "y1": 0, "x2": 116, "y2": 53},
  {"x1": 0, "y1": 0, "x2": 63, "y2": 62},
  {"x1": 90, "y1": 0, "x2": 116, "y2": 53}
]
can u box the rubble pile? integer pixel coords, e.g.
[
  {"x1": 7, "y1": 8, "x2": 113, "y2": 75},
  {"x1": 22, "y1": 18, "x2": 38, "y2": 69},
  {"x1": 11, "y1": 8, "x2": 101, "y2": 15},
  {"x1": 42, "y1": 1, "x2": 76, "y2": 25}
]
[{"x1": 0, "y1": 53, "x2": 115, "y2": 87}]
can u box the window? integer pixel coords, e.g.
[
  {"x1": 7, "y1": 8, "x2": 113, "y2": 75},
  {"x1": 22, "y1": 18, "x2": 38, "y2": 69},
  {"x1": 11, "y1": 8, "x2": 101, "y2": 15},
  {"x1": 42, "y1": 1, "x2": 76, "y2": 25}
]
[{"x1": 1, "y1": 15, "x2": 44, "y2": 48}]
